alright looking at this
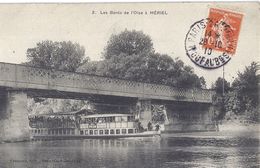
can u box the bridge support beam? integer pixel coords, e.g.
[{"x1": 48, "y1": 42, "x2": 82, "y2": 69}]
[
  {"x1": 136, "y1": 99, "x2": 152, "y2": 129},
  {"x1": 0, "y1": 90, "x2": 29, "y2": 142}
]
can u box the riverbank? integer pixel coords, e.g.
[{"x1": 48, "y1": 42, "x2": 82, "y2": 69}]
[
  {"x1": 162, "y1": 121, "x2": 259, "y2": 139},
  {"x1": 219, "y1": 121, "x2": 259, "y2": 132}
]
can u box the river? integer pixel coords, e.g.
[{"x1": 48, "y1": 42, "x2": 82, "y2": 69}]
[{"x1": 0, "y1": 131, "x2": 259, "y2": 168}]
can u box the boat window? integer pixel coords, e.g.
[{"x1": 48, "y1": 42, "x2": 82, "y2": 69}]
[
  {"x1": 110, "y1": 117, "x2": 115, "y2": 122},
  {"x1": 116, "y1": 129, "x2": 120, "y2": 134},
  {"x1": 110, "y1": 129, "x2": 114, "y2": 134},
  {"x1": 122, "y1": 129, "x2": 126, "y2": 134},
  {"x1": 55, "y1": 129, "x2": 58, "y2": 135},
  {"x1": 89, "y1": 130, "x2": 93, "y2": 135},
  {"x1": 115, "y1": 117, "x2": 121, "y2": 122},
  {"x1": 86, "y1": 118, "x2": 90, "y2": 123},
  {"x1": 85, "y1": 130, "x2": 88, "y2": 135},
  {"x1": 121, "y1": 117, "x2": 127, "y2": 122},
  {"x1": 105, "y1": 130, "x2": 109, "y2": 134},
  {"x1": 105, "y1": 117, "x2": 110, "y2": 122},
  {"x1": 48, "y1": 130, "x2": 51, "y2": 135},
  {"x1": 128, "y1": 129, "x2": 134, "y2": 134},
  {"x1": 59, "y1": 129, "x2": 62, "y2": 134},
  {"x1": 67, "y1": 129, "x2": 70, "y2": 135},
  {"x1": 87, "y1": 118, "x2": 96, "y2": 124},
  {"x1": 63, "y1": 129, "x2": 66, "y2": 135},
  {"x1": 99, "y1": 130, "x2": 104, "y2": 135},
  {"x1": 38, "y1": 129, "x2": 40, "y2": 134},
  {"x1": 72, "y1": 129, "x2": 75, "y2": 135},
  {"x1": 98, "y1": 118, "x2": 105, "y2": 123},
  {"x1": 94, "y1": 130, "x2": 98, "y2": 135},
  {"x1": 127, "y1": 116, "x2": 134, "y2": 122},
  {"x1": 80, "y1": 130, "x2": 84, "y2": 135},
  {"x1": 34, "y1": 130, "x2": 37, "y2": 134}
]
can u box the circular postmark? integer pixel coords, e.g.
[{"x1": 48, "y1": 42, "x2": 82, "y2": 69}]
[{"x1": 185, "y1": 18, "x2": 231, "y2": 69}]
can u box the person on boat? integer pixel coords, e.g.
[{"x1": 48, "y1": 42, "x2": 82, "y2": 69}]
[
  {"x1": 147, "y1": 121, "x2": 153, "y2": 131},
  {"x1": 155, "y1": 124, "x2": 160, "y2": 131},
  {"x1": 137, "y1": 121, "x2": 144, "y2": 132}
]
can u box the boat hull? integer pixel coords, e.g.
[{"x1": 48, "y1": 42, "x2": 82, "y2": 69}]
[{"x1": 31, "y1": 131, "x2": 160, "y2": 140}]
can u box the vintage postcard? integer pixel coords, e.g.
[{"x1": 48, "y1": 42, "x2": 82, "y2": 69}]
[{"x1": 0, "y1": 2, "x2": 259, "y2": 168}]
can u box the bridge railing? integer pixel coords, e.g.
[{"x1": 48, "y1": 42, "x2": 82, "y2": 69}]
[{"x1": 0, "y1": 62, "x2": 213, "y2": 103}]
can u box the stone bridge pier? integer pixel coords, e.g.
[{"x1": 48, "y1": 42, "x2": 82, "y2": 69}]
[
  {"x1": 0, "y1": 90, "x2": 29, "y2": 142},
  {"x1": 135, "y1": 99, "x2": 217, "y2": 132},
  {"x1": 164, "y1": 102, "x2": 217, "y2": 132},
  {"x1": 136, "y1": 99, "x2": 152, "y2": 128}
]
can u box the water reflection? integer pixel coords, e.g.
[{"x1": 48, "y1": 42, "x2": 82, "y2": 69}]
[{"x1": 0, "y1": 133, "x2": 258, "y2": 168}]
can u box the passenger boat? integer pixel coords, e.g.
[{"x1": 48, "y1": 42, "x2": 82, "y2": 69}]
[{"x1": 29, "y1": 111, "x2": 160, "y2": 140}]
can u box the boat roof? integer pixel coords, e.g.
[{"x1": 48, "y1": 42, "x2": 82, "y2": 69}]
[{"x1": 83, "y1": 113, "x2": 134, "y2": 118}]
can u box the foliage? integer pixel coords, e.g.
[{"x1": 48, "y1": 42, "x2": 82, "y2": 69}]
[
  {"x1": 26, "y1": 40, "x2": 88, "y2": 72},
  {"x1": 232, "y1": 62, "x2": 258, "y2": 111},
  {"x1": 151, "y1": 104, "x2": 167, "y2": 124},
  {"x1": 77, "y1": 61, "x2": 104, "y2": 75},
  {"x1": 28, "y1": 98, "x2": 89, "y2": 115},
  {"x1": 213, "y1": 77, "x2": 231, "y2": 95},
  {"x1": 78, "y1": 30, "x2": 205, "y2": 88},
  {"x1": 152, "y1": 112, "x2": 166, "y2": 124},
  {"x1": 199, "y1": 77, "x2": 207, "y2": 89},
  {"x1": 26, "y1": 40, "x2": 89, "y2": 112},
  {"x1": 103, "y1": 29, "x2": 154, "y2": 59},
  {"x1": 213, "y1": 62, "x2": 259, "y2": 122}
]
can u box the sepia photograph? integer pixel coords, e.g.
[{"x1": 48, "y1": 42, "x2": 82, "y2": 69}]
[{"x1": 0, "y1": 2, "x2": 259, "y2": 168}]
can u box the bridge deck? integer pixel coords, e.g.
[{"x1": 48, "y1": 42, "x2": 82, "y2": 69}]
[{"x1": 0, "y1": 62, "x2": 213, "y2": 103}]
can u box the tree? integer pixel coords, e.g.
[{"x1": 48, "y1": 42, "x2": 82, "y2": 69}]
[
  {"x1": 214, "y1": 77, "x2": 231, "y2": 95},
  {"x1": 103, "y1": 29, "x2": 154, "y2": 59},
  {"x1": 199, "y1": 77, "x2": 207, "y2": 89},
  {"x1": 213, "y1": 62, "x2": 259, "y2": 122},
  {"x1": 212, "y1": 77, "x2": 231, "y2": 120},
  {"x1": 77, "y1": 61, "x2": 104, "y2": 75},
  {"x1": 78, "y1": 29, "x2": 205, "y2": 88},
  {"x1": 232, "y1": 62, "x2": 258, "y2": 113},
  {"x1": 26, "y1": 40, "x2": 88, "y2": 72},
  {"x1": 26, "y1": 40, "x2": 89, "y2": 114}
]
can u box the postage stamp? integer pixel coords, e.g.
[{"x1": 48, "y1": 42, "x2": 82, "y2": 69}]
[
  {"x1": 203, "y1": 8, "x2": 243, "y2": 55},
  {"x1": 185, "y1": 8, "x2": 243, "y2": 69}
]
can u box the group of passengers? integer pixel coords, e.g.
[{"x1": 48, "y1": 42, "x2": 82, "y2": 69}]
[{"x1": 136, "y1": 120, "x2": 160, "y2": 132}]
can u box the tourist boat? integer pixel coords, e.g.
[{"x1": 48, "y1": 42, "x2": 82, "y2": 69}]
[{"x1": 29, "y1": 111, "x2": 161, "y2": 140}]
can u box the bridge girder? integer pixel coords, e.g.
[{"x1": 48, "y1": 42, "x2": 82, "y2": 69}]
[{"x1": 0, "y1": 62, "x2": 214, "y2": 104}]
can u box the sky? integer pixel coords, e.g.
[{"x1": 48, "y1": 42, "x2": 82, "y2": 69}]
[{"x1": 0, "y1": 3, "x2": 258, "y2": 87}]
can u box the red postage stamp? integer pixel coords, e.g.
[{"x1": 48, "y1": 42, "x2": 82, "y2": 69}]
[{"x1": 203, "y1": 8, "x2": 243, "y2": 55}]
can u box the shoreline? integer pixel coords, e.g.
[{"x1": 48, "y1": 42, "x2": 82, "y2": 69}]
[{"x1": 219, "y1": 121, "x2": 259, "y2": 132}]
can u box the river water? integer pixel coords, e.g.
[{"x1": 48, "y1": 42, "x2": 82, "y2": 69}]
[{"x1": 0, "y1": 132, "x2": 259, "y2": 168}]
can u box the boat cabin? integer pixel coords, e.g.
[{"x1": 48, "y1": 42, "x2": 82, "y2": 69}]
[{"x1": 79, "y1": 114, "x2": 138, "y2": 136}]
